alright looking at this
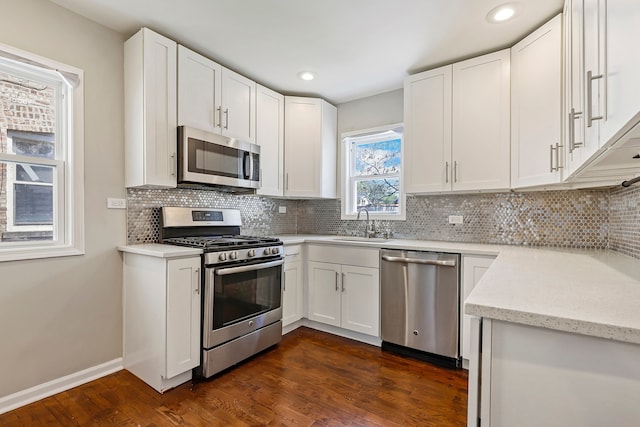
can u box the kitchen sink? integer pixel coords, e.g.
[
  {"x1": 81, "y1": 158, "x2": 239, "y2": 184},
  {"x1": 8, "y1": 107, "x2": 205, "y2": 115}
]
[{"x1": 331, "y1": 236, "x2": 392, "y2": 242}]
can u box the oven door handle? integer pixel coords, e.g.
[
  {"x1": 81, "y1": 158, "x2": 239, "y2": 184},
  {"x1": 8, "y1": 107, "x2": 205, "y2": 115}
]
[{"x1": 214, "y1": 259, "x2": 284, "y2": 276}]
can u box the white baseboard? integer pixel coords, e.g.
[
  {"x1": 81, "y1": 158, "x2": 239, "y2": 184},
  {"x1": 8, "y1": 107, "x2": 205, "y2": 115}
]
[
  {"x1": 0, "y1": 358, "x2": 123, "y2": 415},
  {"x1": 297, "y1": 319, "x2": 382, "y2": 347}
]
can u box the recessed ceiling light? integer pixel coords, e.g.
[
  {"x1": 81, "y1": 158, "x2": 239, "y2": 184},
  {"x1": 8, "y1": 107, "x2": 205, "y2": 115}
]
[
  {"x1": 297, "y1": 71, "x2": 315, "y2": 81},
  {"x1": 486, "y1": 2, "x2": 523, "y2": 23}
]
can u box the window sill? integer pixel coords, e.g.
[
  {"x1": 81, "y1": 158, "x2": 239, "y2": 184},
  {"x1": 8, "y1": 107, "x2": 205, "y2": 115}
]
[
  {"x1": 341, "y1": 212, "x2": 406, "y2": 221},
  {"x1": 0, "y1": 245, "x2": 84, "y2": 262}
]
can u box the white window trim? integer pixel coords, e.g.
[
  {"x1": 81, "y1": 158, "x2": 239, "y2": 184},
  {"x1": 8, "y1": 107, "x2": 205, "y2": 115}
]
[
  {"x1": 0, "y1": 43, "x2": 84, "y2": 262},
  {"x1": 341, "y1": 123, "x2": 405, "y2": 221}
]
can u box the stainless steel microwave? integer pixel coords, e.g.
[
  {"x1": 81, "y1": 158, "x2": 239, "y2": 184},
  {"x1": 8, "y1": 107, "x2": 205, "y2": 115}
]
[{"x1": 178, "y1": 126, "x2": 260, "y2": 190}]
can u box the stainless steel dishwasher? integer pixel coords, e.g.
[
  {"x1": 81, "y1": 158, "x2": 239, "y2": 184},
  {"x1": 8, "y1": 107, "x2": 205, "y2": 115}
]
[{"x1": 380, "y1": 249, "x2": 460, "y2": 367}]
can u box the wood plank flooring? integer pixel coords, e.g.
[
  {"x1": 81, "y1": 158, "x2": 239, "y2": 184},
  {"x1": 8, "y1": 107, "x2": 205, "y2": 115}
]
[{"x1": 0, "y1": 327, "x2": 468, "y2": 426}]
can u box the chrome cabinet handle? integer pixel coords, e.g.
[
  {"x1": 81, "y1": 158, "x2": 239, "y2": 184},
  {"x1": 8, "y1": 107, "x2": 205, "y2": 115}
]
[
  {"x1": 568, "y1": 108, "x2": 583, "y2": 153},
  {"x1": 586, "y1": 70, "x2": 604, "y2": 128},
  {"x1": 217, "y1": 106, "x2": 223, "y2": 128},
  {"x1": 445, "y1": 161, "x2": 449, "y2": 184},
  {"x1": 224, "y1": 108, "x2": 229, "y2": 130},
  {"x1": 341, "y1": 272, "x2": 346, "y2": 292},
  {"x1": 170, "y1": 153, "x2": 176, "y2": 176},
  {"x1": 381, "y1": 255, "x2": 457, "y2": 267},
  {"x1": 335, "y1": 271, "x2": 339, "y2": 291},
  {"x1": 453, "y1": 161, "x2": 458, "y2": 183},
  {"x1": 195, "y1": 268, "x2": 200, "y2": 294},
  {"x1": 550, "y1": 143, "x2": 564, "y2": 173}
]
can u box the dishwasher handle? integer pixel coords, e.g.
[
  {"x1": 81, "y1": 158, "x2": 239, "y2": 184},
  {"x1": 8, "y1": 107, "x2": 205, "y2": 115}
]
[{"x1": 381, "y1": 255, "x2": 457, "y2": 267}]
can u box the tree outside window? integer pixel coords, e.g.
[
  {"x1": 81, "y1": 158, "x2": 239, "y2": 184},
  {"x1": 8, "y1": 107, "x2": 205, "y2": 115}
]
[{"x1": 342, "y1": 124, "x2": 404, "y2": 220}]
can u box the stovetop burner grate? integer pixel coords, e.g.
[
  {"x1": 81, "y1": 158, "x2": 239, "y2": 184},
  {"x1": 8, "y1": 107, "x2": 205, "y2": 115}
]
[{"x1": 163, "y1": 235, "x2": 280, "y2": 249}]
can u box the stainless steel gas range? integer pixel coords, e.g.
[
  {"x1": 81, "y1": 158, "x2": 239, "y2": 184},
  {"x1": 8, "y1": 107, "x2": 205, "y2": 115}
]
[{"x1": 160, "y1": 207, "x2": 283, "y2": 378}]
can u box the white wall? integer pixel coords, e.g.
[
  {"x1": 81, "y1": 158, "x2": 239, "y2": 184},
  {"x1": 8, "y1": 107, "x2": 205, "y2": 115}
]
[
  {"x1": 336, "y1": 88, "x2": 404, "y2": 197},
  {"x1": 0, "y1": 0, "x2": 125, "y2": 397}
]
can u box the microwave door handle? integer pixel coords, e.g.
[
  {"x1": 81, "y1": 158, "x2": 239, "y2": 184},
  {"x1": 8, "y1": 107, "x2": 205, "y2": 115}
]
[{"x1": 242, "y1": 151, "x2": 250, "y2": 179}]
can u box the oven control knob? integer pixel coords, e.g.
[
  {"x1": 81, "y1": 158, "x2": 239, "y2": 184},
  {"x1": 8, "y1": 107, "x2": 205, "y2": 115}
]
[
  {"x1": 247, "y1": 249, "x2": 256, "y2": 257},
  {"x1": 218, "y1": 252, "x2": 227, "y2": 262},
  {"x1": 271, "y1": 247, "x2": 279, "y2": 255},
  {"x1": 229, "y1": 251, "x2": 238, "y2": 260}
]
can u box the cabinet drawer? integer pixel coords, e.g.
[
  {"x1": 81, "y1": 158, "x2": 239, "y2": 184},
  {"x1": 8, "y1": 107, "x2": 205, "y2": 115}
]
[
  {"x1": 284, "y1": 244, "x2": 302, "y2": 263},
  {"x1": 307, "y1": 244, "x2": 379, "y2": 268}
]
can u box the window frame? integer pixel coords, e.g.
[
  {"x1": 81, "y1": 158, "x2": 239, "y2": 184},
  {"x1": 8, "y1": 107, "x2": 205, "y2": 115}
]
[
  {"x1": 341, "y1": 123, "x2": 405, "y2": 221},
  {"x1": 0, "y1": 43, "x2": 84, "y2": 262}
]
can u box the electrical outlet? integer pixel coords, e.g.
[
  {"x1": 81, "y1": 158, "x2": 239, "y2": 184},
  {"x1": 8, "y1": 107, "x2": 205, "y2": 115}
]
[
  {"x1": 278, "y1": 206, "x2": 287, "y2": 214},
  {"x1": 448, "y1": 215, "x2": 463, "y2": 224},
  {"x1": 107, "y1": 198, "x2": 126, "y2": 209}
]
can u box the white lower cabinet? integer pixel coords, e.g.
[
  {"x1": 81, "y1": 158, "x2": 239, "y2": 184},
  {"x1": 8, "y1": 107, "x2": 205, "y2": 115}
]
[
  {"x1": 123, "y1": 253, "x2": 201, "y2": 393},
  {"x1": 307, "y1": 245, "x2": 380, "y2": 337},
  {"x1": 461, "y1": 255, "x2": 495, "y2": 361},
  {"x1": 469, "y1": 319, "x2": 640, "y2": 427},
  {"x1": 282, "y1": 245, "x2": 303, "y2": 326}
]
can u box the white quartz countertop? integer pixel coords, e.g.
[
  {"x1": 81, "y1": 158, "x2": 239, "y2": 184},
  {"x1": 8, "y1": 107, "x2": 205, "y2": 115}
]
[
  {"x1": 117, "y1": 243, "x2": 203, "y2": 258},
  {"x1": 465, "y1": 246, "x2": 640, "y2": 344},
  {"x1": 277, "y1": 234, "x2": 640, "y2": 344}
]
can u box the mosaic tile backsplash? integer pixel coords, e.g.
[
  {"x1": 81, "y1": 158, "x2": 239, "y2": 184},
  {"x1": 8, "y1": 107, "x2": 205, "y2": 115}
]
[
  {"x1": 126, "y1": 188, "x2": 298, "y2": 244},
  {"x1": 298, "y1": 190, "x2": 610, "y2": 249},
  {"x1": 127, "y1": 186, "x2": 640, "y2": 259}
]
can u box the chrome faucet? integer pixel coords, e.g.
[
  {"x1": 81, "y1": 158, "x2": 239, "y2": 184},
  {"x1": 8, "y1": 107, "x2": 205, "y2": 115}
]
[{"x1": 356, "y1": 207, "x2": 376, "y2": 238}]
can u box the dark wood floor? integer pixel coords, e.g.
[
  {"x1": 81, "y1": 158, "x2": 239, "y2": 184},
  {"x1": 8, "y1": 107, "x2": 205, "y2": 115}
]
[{"x1": 0, "y1": 327, "x2": 468, "y2": 426}]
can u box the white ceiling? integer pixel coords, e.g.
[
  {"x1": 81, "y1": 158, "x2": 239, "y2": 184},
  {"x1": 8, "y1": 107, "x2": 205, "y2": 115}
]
[{"x1": 49, "y1": 0, "x2": 563, "y2": 104}]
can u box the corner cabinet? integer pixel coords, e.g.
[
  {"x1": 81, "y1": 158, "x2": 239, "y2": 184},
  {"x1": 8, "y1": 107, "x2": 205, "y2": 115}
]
[
  {"x1": 511, "y1": 15, "x2": 563, "y2": 188},
  {"x1": 284, "y1": 97, "x2": 337, "y2": 198},
  {"x1": 177, "y1": 45, "x2": 256, "y2": 144},
  {"x1": 404, "y1": 49, "x2": 510, "y2": 194},
  {"x1": 307, "y1": 244, "x2": 379, "y2": 337},
  {"x1": 282, "y1": 245, "x2": 304, "y2": 326},
  {"x1": 124, "y1": 28, "x2": 177, "y2": 188},
  {"x1": 122, "y1": 249, "x2": 201, "y2": 393},
  {"x1": 256, "y1": 85, "x2": 285, "y2": 197}
]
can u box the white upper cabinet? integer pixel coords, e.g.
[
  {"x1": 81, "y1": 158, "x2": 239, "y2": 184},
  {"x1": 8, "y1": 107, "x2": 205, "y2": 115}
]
[
  {"x1": 221, "y1": 68, "x2": 256, "y2": 143},
  {"x1": 452, "y1": 49, "x2": 511, "y2": 192},
  {"x1": 511, "y1": 15, "x2": 563, "y2": 188},
  {"x1": 124, "y1": 28, "x2": 177, "y2": 188},
  {"x1": 404, "y1": 50, "x2": 510, "y2": 194},
  {"x1": 284, "y1": 96, "x2": 337, "y2": 199},
  {"x1": 177, "y1": 45, "x2": 222, "y2": 134},
  {"x1": 404, "y1": 65, "x2": 453, "y2": 193},
  {"x1": 177, "y1": 45, "x2": 256, "y2": 144},
  {"x1": 256, "y1": 84, "x2": 285, "y2": 197},
  {"x1": 565, "y1": 0, "x2": 640, "y2": 181}
]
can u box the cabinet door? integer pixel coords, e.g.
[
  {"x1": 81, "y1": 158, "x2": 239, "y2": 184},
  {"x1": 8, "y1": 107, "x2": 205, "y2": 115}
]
[
  {"x1": 284, "y1": 97, "x2": 322, "y2": 197},
  {"x1": 282, "y1": 260, "x2": 303, "y2": 326},
  {"x1": 511, "y1": 15, "x2": 563, "y2": 188},
  {"x1": 404, "y1": 65, "x2": 453, "y2": 193},
  {"x1": 582, "y1": 0, "x2": 602, "y2": 158},
  {"x1": 600, "y1": 0, "x2": 640, "y2": 149},
  {"x1": 461, "y1": 256, "x2": 495, "y2": 361},
  {"x1": 452, "y1": 49, "x2": 511, "y2": 191},
  {"x1": 340, "y1": 265, "x2": 380, "y2": 336},
  {"x1": 177, "y1": 45, "x2": 222, "y2": 134},
  {"x1": 307, "y1": 261, "x2": 341, "y2": 327},
  {"x1": 166, "y1": 257, "x2": 201, "y2": 379},
  {"x1": 565, "y1": 0, "x2": 587, "y2": 176},
  {"x1": 221, "y1": 68, "x2": 256, "y2": 143},
  {"x1": 256, "y1": 85, "x2": 284, "y2": 197},
  {"x1": 124, "y1": 28, "x2": 177, "y2": 188}
]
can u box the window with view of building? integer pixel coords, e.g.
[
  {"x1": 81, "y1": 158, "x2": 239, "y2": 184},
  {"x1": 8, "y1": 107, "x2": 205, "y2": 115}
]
[
  {"x1": 341, "y1": 124, "x2": 405, "y2": 220},
  {"x1": 0, "y1": 43, "x2": 84, "y2": 261}
]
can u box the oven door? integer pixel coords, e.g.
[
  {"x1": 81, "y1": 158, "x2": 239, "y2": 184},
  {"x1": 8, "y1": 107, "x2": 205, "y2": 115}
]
[
  {"x1": 178, "y1": 125, "x2": 260, "y2": 189},
  {"x1": 203, "y1": 258, "x2": 283, "y2": 349}
]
